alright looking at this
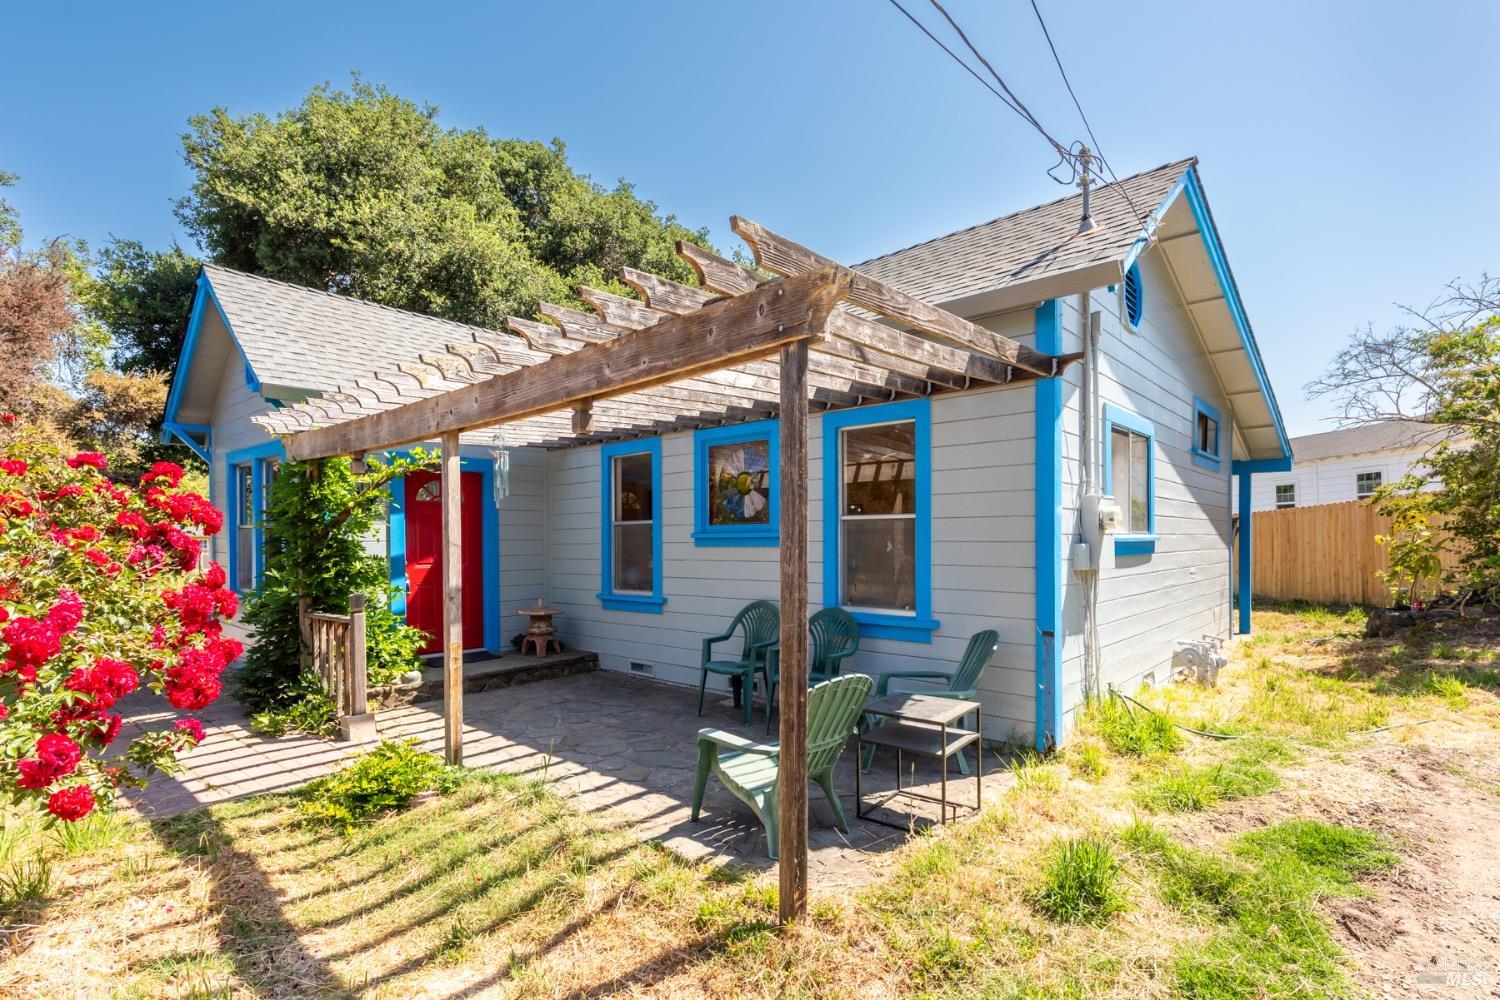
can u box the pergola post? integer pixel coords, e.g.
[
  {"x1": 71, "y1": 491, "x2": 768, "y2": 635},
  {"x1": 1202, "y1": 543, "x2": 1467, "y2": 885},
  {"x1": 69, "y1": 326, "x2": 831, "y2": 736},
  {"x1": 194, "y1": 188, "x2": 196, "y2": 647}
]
[
  {"x1": 441, "y1": 429, "x2": 464, "y2": 765},
  {"x1": 777, "y1": 339, "x2": 810, "y2": 923}
]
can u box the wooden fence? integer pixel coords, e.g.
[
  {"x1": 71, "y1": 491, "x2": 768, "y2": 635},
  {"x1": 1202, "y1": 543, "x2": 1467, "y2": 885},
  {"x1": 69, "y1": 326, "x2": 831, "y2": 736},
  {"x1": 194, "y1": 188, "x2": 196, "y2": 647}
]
[
  {"x1": 298, "y1": 593, "x2": 377, "y2": 742},
  {"x1": 1248, "y1": 501, "x2": 1464, "y2": 607}
]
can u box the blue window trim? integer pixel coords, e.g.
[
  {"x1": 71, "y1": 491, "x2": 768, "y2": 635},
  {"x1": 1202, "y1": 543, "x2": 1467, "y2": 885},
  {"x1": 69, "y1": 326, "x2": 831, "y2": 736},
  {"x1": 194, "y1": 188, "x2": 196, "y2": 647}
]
[
  {"x1": 599, "y1": 438, "x2": 666, "y2": 613},
  {"x1": 1191, "y1": 396, "x2": 1223, "y2": 472},
  {"x1": 822, "y1": 397, "x2": 938, "y2": 643},
  {"x1": 1034, "y1": 299, "x2": 1064, "y2": 750},
  {"x1": 692, "y1": 419, "x2": 780, "y2": 546},
  {"x1": 1102, "y1": 403, "x2": 1157, "y2": 557},
  {"x1": 1122, "y1": 261, "x2": 1144, "y2": 330},
  {"x1": 224, "y1": 441, "x2": 283, "y2": 593},
  {"x1": 385, "y1": 449, "x2": 503, "y2": 654}
]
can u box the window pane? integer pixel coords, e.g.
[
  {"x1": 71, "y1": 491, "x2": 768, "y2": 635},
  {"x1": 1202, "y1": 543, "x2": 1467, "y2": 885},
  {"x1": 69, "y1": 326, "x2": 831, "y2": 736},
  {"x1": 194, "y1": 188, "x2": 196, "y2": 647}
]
[
  {"x1": 707, "y1": 439, "x2": 771, "y2": 525},
  {"x1": 1129, "y1": 432, "x2": 1149, "y2": 532},
  {"x1": 843, "y1": 421, "x2": 916, "y2": 515},
  {"x1": 613, "y1": 523, "x2": 653, "y2": 593},
  {"x1": 1111, "y1": 427, "x2": 1131, "y2": 514},
  {"x1": 842, "y1": 517, "x2": 916, "y2": 610},
  {"x1": 615, "y1": 453, "x2": 653, "y2": 522},
  {"x1": 1198, "y1": 413, "x2": 1218, "y2": 455},
  {"x1": 1356, "y1": 472, "x2": 1381, "y2": 497}
]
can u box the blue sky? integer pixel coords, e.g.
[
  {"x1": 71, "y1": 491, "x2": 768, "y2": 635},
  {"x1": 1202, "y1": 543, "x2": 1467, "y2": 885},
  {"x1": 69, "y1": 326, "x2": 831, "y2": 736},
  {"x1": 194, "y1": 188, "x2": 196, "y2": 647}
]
[{"x1": 3, "y1": 0, "x2": 1495, "y2": 436}]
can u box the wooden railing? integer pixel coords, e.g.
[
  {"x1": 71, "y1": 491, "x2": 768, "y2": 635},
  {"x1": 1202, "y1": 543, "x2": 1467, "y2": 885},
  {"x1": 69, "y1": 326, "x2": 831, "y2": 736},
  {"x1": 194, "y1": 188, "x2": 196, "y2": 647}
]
[{"x1": 298, "y1": 593, "x2": 377, "y2": 741}]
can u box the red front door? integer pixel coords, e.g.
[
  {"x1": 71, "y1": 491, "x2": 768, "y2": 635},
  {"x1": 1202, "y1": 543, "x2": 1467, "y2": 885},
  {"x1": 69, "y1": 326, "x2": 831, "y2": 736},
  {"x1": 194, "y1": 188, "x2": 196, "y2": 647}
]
[{"x1": 404, "y1": 470, "x2": 485, "y2": 655}]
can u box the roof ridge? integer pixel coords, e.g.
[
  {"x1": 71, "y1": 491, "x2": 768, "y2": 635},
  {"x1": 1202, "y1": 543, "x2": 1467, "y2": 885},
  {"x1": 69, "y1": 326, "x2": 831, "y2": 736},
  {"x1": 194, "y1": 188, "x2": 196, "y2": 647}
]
[
  {"x1": 202, "y1": 263, "x2": 513, "y2": 338},
  {"x1": 857, "y1": 157, "x2": 1197, "y2": 268}
]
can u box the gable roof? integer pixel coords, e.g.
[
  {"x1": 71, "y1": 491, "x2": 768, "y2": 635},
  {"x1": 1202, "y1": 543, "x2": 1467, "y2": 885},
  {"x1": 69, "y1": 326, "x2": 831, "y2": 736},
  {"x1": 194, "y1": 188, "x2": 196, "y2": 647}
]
[
  {"x1": 1290, "y1": 420, "x2": 1449, "y2": 463},
  {"x1": 857, "y1": 158, "x2": 1195, "y2": 309},
  {"x1": 199, "y1": 264, "x2": 510, "y2": 396}
]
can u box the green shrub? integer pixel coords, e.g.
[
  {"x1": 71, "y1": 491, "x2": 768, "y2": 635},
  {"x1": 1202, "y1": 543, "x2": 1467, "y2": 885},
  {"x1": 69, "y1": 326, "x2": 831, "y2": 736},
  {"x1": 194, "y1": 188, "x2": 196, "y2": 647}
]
[
  {"x1": 1032, "y1": 835, "x2": 1124, "y2": 924},
  {"x1": 301, "y1": 740, "x2": 454, "y2": 830},
  {"x1": 249, "y1": 673, "x2": 339, "y2": 739},
  {"x1": 1083, "y1": 694, "x2": 1182, "y2": 756}
]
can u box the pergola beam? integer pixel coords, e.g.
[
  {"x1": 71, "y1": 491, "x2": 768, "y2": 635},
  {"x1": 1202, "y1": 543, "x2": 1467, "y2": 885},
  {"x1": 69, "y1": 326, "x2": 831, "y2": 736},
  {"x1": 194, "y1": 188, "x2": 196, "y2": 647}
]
[
  {"x1": 731, "y1": 216, "x2": 1057, "y2": 378},
  {"x1": 281, "y1": 267, "x2": 851, "y2": 461}
]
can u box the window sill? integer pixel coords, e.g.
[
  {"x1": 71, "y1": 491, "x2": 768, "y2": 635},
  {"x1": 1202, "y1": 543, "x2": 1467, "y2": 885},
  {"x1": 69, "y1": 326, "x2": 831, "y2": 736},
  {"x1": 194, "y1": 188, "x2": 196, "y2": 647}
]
[
  {"x1": 1191, "y1": 450, "x2": 1222, "y2": 472},
  {"x1": 846, "y1": 610, "x2": 941, "y2": 643},
  {"x1": 1113, "y1": 534, "x2": 1159, "y2": 557},
  {"x1": 691, "y1": 529, "x2": 779, "y2": 548},
  {"x1": 598, "y1": 592, "x2": 667, "y2": 613}
]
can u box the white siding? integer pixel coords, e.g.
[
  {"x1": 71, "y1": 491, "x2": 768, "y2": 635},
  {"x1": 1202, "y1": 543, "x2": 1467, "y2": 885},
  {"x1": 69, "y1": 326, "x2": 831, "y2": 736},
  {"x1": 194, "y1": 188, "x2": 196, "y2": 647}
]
[
  {"x1": 540, "y1": 369, "x2": 1040, "y2": 742},
  {"x1": 206, "y1": 339, "x2": 275, "y2": 571},
  {"x1": 1235, "y1": 448, "x2": 1436, "y2": 512},
  {"x1": 1052, "y1": 248, "x2": 1233, "y2": 733}
]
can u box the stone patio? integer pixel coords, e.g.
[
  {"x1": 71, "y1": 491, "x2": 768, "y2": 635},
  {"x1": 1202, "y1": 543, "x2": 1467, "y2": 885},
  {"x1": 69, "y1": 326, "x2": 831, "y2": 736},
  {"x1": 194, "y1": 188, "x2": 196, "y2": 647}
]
[{"x1": 123, "y1": 665, "x2": 1016, "y2": 884}]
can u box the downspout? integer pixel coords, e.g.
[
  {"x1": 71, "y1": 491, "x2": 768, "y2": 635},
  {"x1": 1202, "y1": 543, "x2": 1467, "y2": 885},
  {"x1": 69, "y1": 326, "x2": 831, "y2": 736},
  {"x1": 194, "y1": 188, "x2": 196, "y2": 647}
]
[{"x1": 1076, "y1": 293, "x2": 1103, "y2": 703}]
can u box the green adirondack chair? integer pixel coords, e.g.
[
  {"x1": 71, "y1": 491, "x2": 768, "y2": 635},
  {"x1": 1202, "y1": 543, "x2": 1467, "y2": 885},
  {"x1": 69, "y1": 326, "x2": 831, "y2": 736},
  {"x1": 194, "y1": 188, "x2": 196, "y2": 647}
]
[
  {"x1": 699, "y1": 600, "x2": 780, "y2": 727},
  {"x1": 763, "y1": 607, "x2": 860, "y2": 733},
  {"x1": 861, "y1": 629, "x2": 998, "y2": 775},
  {"x1": 692, "y1": 672, "x2": 873, "y2": 859}
]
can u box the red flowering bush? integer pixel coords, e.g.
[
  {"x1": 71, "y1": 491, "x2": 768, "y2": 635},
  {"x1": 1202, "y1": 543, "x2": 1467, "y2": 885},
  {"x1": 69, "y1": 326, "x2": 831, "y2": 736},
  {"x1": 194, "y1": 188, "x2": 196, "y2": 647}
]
[{"x1": 0, "y1": 422, "x2": 236, "y2": 822}]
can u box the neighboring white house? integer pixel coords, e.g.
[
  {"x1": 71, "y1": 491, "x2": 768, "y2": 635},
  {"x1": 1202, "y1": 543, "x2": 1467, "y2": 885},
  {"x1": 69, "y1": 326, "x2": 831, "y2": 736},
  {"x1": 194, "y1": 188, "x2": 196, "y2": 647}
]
[
  {"x1": 161, "y1": 157, "x2": 1291, "y2": 748},
  {"x1": 1234, "y1": 420, "x2": 1445, "y2": 512}
]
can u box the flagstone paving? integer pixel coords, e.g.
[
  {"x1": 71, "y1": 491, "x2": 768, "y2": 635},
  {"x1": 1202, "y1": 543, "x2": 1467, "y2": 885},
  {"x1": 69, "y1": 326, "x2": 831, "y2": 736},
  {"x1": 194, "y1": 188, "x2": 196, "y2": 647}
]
[{"x1": 122, "y1": 666, "x2": 1016, "y2": 883}]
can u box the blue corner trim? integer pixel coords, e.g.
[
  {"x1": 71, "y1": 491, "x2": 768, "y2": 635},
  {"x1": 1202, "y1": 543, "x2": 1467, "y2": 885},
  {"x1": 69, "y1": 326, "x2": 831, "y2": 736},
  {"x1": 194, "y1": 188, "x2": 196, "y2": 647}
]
[
  {"x1": 822, "y1": 397, "x2": 937, "y2": 644},
  {"x1": 164, "y1": 271, "x2": 262, "y2": 428},
  {"x1": 225, "y1": 441, "x2": 284, "y2": 593},
  {"x1": 385, "y1": 449, "x2": 503, "y2": 653},
  {"x1": 1102, "y1": 403, "x2": 1156, "y2": 545},
  {"x1": 692, "y1": 418, "x2": 780, "y2": 546},
  {"x1": 1033, "y1": 299, "x2": 1064, "y2": 750},
  {"x1": 1191, "y1": 395, "x2": 1223, "y2": 472},
  {"x1": 1236, "y1": 469, "x2": 1254, "y2": 634},
  {"x1": 1232, "y1": 457, "x2": 1293, "y2": 474},
  {"x1": 599, "y1": 437, "x2": 665, "y2": 613}
]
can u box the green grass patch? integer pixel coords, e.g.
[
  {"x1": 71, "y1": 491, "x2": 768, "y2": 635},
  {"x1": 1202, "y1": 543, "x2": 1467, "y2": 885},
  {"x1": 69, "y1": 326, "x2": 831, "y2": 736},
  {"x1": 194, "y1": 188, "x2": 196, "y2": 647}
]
[
  {"x1": 1127, "y1": 818, "x2": 1395, "y2": 999},
  {"x1": 1031, "y1": 835, "x2": 1125, "y2": 925},
  {"x1": 300, "y1": 738, "x2": 458, "y2": 829},
  {"x1": 1082, "y1": 694, "x2": 1182, "y2": 756},
  {"x1": 1134, "y1": 740, "x2": 1290, "y2": 813}
]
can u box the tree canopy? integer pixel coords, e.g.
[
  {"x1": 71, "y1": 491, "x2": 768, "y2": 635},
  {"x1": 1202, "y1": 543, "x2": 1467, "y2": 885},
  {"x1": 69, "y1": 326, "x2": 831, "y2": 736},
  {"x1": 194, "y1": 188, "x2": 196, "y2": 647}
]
[{"x1": 173, "y1": 78, "x2": 709, "y2": 335}]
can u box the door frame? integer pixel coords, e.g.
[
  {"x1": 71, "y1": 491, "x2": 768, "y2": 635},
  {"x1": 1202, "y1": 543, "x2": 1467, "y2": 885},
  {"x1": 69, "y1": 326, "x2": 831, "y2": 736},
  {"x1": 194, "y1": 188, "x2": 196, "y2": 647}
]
[{"x1": 388, "y1": 451, "x2": 502, "y2": 654}]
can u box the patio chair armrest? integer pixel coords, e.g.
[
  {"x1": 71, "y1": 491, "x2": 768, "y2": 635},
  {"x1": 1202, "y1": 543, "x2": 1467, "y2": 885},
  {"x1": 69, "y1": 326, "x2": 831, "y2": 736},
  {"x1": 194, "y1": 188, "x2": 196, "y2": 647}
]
[
  {"x1": 697, "y1": 728, "x2": 780, "y2": 757},
  {"x1": 929, "y1": 688, "x2": 978, "y2": 701},
  {"x1": 700, "y1": 631, "x2": 736, "y2": 661},
  {"x1": 875, "y1": 669, "x2": 953, "y2": 696},
  {"x1": 751, "y1": 636, "x2": 780, "y2": 653}
]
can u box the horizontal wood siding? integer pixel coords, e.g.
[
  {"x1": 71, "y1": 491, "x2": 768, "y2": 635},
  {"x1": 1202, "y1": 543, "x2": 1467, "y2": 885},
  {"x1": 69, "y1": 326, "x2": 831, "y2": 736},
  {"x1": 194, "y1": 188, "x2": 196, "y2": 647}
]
[
  {"x1": 208, "y1": 345, "x2": 275, "y2": 570},
  {"x1": 1055, "y1": 249, "x2": 1233, "y2": 731},
  {"x1": 542, "y1": 379, "x2": 1039, "y2": 742}
]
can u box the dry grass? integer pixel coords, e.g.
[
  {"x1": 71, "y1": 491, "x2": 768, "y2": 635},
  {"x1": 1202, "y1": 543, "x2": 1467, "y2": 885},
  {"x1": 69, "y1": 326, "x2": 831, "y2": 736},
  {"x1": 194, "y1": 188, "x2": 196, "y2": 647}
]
[{"x1": 2, "y1": 604, "x2": 1494, "y2": 998}]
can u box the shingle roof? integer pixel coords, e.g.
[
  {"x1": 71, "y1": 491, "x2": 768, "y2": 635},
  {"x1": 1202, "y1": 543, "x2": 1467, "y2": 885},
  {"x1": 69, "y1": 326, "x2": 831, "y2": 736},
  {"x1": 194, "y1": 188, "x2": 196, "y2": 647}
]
[
  {"x1": 856, "y1": 158, "x2": 1195, "y2": 305},
  {"x1": 1290, "y1": 420, "x2": 1450, "y2": 462},
  {"x1": 203, "y1": 264, "x2": 510, "y2": 395}
]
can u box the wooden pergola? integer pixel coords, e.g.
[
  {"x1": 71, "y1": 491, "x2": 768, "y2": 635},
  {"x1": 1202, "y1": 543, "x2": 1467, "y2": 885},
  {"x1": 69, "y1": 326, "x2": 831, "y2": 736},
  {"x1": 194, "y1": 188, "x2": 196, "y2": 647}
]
[{"x1": 255, "y1": 218, "x2": 1078, "y2": 921}]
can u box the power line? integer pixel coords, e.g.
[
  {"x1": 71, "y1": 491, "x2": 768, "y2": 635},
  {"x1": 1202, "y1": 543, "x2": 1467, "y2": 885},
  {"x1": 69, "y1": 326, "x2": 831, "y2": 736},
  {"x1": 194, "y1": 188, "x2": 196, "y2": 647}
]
[{"x1": 1026, "y1": 0, "x2": 1149, "y2": 231}]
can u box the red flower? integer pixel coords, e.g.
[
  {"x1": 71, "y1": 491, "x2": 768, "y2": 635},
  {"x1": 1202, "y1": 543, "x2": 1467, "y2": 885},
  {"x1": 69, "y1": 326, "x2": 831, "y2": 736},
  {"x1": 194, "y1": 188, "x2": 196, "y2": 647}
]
[
  {"x1": 0, "y1": 458, "x2": 26, "y2": 477},
  {"x1": 65, "y1": 451, "x2": 107, "y2": 471},
  {"x1": 46, "y1": 785, "x2": 95, "y2": 822},
  {"x1": 114, "y1": 510, "x2": 147, "y2": 534},
  {"x1": 84, "y1": 548, "x2": 111, "y2": 568},
  {"x1": 65, "y1": 657, "x2": 140, "y2": 711},
  {"x1": 142, "y1": 462, "x2": 186, "y2": 488},
  {"x1": 2, "y1": 616, "x2": 63, "y2": 667},
  {"x1": 0, "y1": 413, "x2": 13, "y2": 424},
  {"x1": 54, "y1": 484, "x2": 84, "y2": 499},
  {"x1": 203, "y1": 562, "x2": 227, "y2": 589},
  {"x1": 15, "y1": 733, "x2": 83, "y2": 789},
  {"x1": 174, "y1": 717, "x2": 205, "y2": 745},
  {"x1": 46, "y1": 589, "x2": 84, "y2": 633}
]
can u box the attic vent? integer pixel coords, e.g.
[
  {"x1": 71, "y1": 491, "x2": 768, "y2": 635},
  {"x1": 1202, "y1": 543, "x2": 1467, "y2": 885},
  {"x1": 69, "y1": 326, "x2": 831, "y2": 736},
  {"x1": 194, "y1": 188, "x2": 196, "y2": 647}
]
[{"x1": 1123, "y1": 261, "x2": 1144, "y2": 330}]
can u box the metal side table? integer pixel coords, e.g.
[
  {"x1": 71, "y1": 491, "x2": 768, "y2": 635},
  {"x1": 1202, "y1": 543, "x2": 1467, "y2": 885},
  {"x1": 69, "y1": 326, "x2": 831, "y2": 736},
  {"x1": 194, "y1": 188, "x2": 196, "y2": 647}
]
[{"x1": 855, "y1": 692, "x2": 982, "y2": 829}]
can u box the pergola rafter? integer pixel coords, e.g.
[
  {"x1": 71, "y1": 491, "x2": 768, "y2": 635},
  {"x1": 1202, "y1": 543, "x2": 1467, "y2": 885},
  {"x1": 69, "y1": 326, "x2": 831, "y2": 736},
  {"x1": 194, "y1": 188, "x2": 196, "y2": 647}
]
[{"x1": 254, "y1": 218, "x2": 1081, "y2": 924}]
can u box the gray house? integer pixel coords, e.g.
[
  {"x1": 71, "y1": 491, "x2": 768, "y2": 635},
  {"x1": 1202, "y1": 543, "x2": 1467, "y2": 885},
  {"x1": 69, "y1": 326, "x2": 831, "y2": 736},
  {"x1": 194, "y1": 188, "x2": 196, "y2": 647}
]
[{"x1": 162, "y1": 157, "x2": 1290, "y2": 748}]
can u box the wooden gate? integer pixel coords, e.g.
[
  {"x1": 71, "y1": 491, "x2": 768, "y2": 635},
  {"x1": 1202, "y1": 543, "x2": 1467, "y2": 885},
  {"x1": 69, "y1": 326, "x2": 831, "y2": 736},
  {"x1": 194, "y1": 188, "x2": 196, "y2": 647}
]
[{"x1": 1250, "y1": 501, "x2": 1464, "y2": 607}]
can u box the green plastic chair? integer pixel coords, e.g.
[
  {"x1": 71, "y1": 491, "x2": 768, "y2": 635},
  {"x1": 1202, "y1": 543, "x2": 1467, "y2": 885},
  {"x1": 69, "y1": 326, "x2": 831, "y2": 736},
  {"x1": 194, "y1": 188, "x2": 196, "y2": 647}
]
[
  {"x1": 699, "y1": 600, "x2": 780, "y2": 727},
  {"x1": 861, "y1": 629, "x2": 998, "y2": 775},
  {"x1": 764, "y1": 608, "x2": 860, "y2": 733},
  {"x1": 691, "y1": 672, "x2": 873, "y2": 859}
]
